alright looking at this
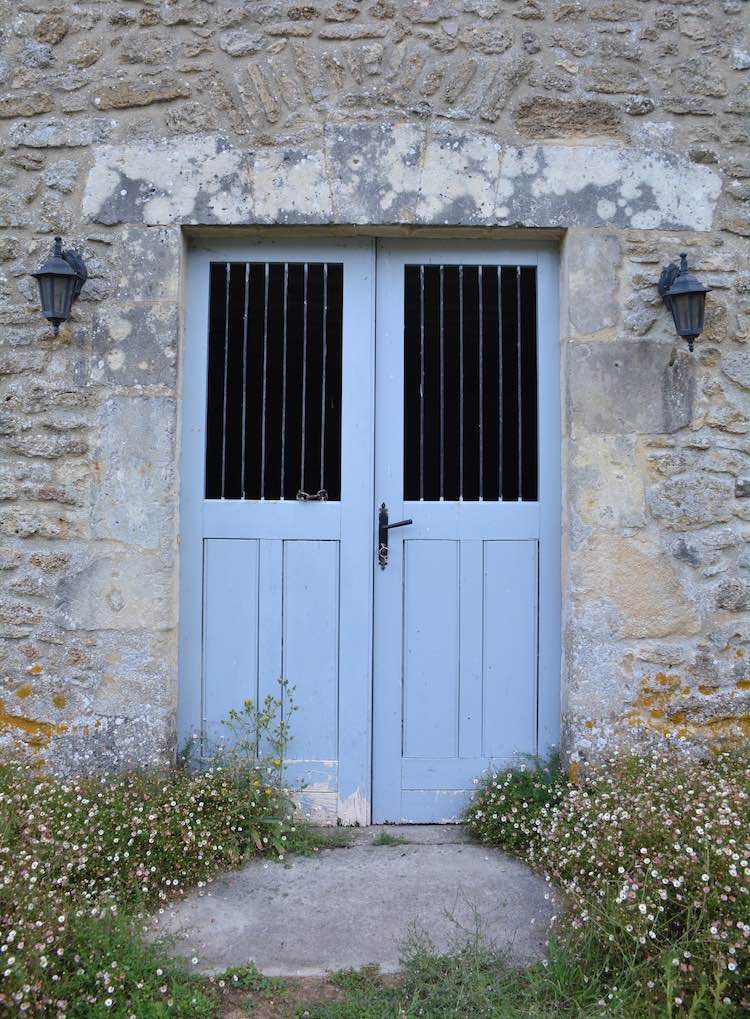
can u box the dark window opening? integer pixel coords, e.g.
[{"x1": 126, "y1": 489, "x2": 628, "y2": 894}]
[
  {"x1": 205, "y1": 261, "x2": 343, "y2": 501},
  {"x1": 404, "y1": 264, "x2": 537, "y2": 502}
]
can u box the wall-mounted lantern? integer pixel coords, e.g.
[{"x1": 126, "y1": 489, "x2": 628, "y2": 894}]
[
  {"x1": 31, "y1": 236, "x2": 88, "y2": 336},
  {"x1": 658, "y1": 253, "x2": 710, "y2": 353}
]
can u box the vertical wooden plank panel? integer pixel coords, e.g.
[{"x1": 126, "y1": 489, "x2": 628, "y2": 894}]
[
  {"x1": 203, "y1": 538, "x2": 259, "y2": 743},
  {"x1": 483, "y1": 540, "x2": 537, "y2": 758},
  {"x1": 458, "y1": 539, "x2": 483, "y2": 758},
  {"x1": 257, "y1": 538, "x2": 283, "y2": 752},
  {"x1": 283, "y1": 540, "x2": 339, "y2": 761},
  {"x1": 402, "y1": 539, "x2": 459, "y2": 759}
]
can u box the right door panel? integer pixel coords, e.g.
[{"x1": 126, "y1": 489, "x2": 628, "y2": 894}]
[{"x1": 373, "y1": 241, "x2": 560, "y2": 823}]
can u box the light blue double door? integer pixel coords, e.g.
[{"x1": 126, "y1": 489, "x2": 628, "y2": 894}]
[{"x1": 179, "y1": 238, "x2": 560, "y2": 824}]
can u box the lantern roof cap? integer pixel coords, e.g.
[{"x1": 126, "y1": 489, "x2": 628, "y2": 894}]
[
  {"x1": 666, "y1": 253, "x2": 711, "y2": 298},
  {"x1": 32, "y1": 237, "x2": 84, "y2": 281}
]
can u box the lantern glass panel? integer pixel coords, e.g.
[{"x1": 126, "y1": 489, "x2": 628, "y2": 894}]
[
  {"x1": 671, "y1": 290, "x2": 706, "y2": 337},
  {"x1": 37, "y1": 272, "x2": 77, "y2": 323}
]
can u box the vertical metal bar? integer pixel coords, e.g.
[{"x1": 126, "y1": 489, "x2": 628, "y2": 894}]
[
  {"x1": 260, "y1": 263, "x2": 269, "y2": 500},
  {"x1": 497, "y1": 265, "x2": 503, "y2": 501},
  {"x1": 516, "y1": 265, "x2": 522, "y2": 501},
  {"x1": 419, "y1": 264, "x2": 425, "y2": 502},
  {"x1": 280, "y1": 262, "x2": 289, "y2": 500},
  {"x1": 459, "y1": 264, "x2": 464, "y2": 501},
  {"x1": 439, "y1": 265, "x2": 445, "y2": 501},
  {"x1": 240, "y1": 262, "x2": 250, "y2": 499},
  {"x1": 478, "y1": 265, "x2": 484, "y2": 501},
  {"x1": 320, "y1": 264, "x2": 328, "y2": 493},
  {"x1": 221, "y1": 263, "x2": 230, "y2": 499},
  {"x1": 300, "y1": 262, "x2": 309, "y2": 493}
]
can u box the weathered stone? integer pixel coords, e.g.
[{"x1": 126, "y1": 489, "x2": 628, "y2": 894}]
[
  {"x1": 318, "y1": 24, "x2": 388, "y2": 38},
  {"x1": 623, "y1": 96, "x2": 655, "y2": 116},
  {"x1": 674, "y1": 60, "x2": 727, "y2": 98},
  {"x1": 457, "y1": 26, "x2": 513, "y2": 53},
  {"x1": 43, "y1": 159, "x2": 78, "y2": 193},
  {"x1": 722, "y1": 352, "x2": 750, "y2": 390},
  {"x1": 71, "y1": 40, "x2": 103, "y2": 68},
  {"x1": 8, "y1": 117, "x2": 112, "y2": 148},
  {"x1": 569, "y1": 342, "x2": 695, "y2": 435},
  {"x1": 514, "y1": 96, "x2": 621, "y2": 138},
  {"x1": 0, "y1": 92, "x2": 52, "y2": 119},
  {"x1": 716, "y1": 578, "x2": 750, "y2": 611},
  {"x1": 585, "y1": 66, "x2": 648, "y2": 95},
  {"x1": 576, "y1": 536, "x2": 700, "y2": 638},
  {"x1": 90, "y1": 397, "x2": 175, "y2": 550},
  {"x1": 34, "y1": 14, "x2": 69, "y2": 45},
  {"x1": 567, "y1": 231, "x2": 621, "y2": 334},
  {"x1": 56, "y1": 554, "x2": 175, "y2": 631},
  {"x1": 22, "y1": 41, "x2": 53, "y2": 69},
  {"x1": 93, "y1": 79, "x2": 191, "y2": 111},
  {"x1": 646, "y1": 474, "x2": 735, "y2": 530},
  {"x1": 219, "y1": 29, "x2": 264, "y2": 56},
  {"x1": 91, "y1": 305, "x2": 178, "y2": 387}
]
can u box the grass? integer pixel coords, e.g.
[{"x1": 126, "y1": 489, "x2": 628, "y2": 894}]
[
  {"x1": 283, "y1": 825, "x2": 354, "y2": 855},
  {"x1": 371, "y1": 831, "x2": 409, "y2": 847},
  {"x1": 2, "y1": 686, "x2": 747, "y2": 1019}
]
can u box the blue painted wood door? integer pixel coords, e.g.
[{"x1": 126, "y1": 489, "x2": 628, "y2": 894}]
[
  {"x1": 180, "y1": 238, "x2": 559, "y2": 826},
  {"x1": 371, "y1": 242, "x2": 560, "y2": 823},
  {"x1": 179, "y1": 238, "x2": 376, "y2": 825}
]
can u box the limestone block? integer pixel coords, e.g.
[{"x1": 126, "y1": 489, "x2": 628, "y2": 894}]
[
  {"x1": 56, "y1": 553, "x2": 175, "y2": 632},
  {"x1": 93, "y1": 79, "x2": 191, "y2": 111},
  {"x1": 219, "y1": 29, "x2": 264, "y2": 55},
  {"x1": 0, "y1": 93, "x2": 52, "y2": 118},
  {"x1": 514, "y1": 97, "x2": 622, "y2": 139},
  {"x1": 646, "y1": 474, "x2": 735, "y2": 530},
  {"x1": 89, "y1": 397, "x2": 176, "y2": 550},
  {"x1": 91, "y1": 303, "x2": 178, "y2": 387},
  {"x1": 569, "y1": 435, "x2": 646, "y2": 531},
  {"x1": 574, "y1": 535, "x2": 701, "y2": 638},
  {"x1": 722, "y1": 352, "x2": 750, "y2": 390},
  {"x1": 566, "y1": 231, "x2": 621, "y2": 335},
  {"x1": 569, "y1": 341, "x2": 695, "y2": 434},
  {"x1": 82, "y1": 129, "x2": 723, "y2": 231},
  {"x1": 716, "y1": 578, "x2": 750, "y2": 611},
  {"x1": 8, "y1": 117, "x2": 112, "y2": 148}
]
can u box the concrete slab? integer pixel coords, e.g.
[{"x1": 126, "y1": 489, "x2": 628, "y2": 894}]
[{"x1": 149, "y1": 827, "x2": 554, "y2": 977}]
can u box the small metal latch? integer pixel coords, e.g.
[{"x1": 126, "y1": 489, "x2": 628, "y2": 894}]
[
  {"x1": 377, "y1": 502, "x2": 412, "y2": 569},
  {"x1": 296, "y1": 489, "x2": 328, "y2": 501}
]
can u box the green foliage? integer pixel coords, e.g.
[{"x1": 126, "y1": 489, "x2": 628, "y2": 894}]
[
  {"x1": 221, "y1": 961, "x2": 286, "y2": 997},
  {"x1": 464, "y1": 745, "x2": 750, "y2": 1017},
  {"x1": 0, "y1": 686, "x2": 297, "y2": 1016},
  {"x1": 371, "y1": 832, "x2": 408, "y2": 847},
  {"x1": 282, "y1": 824, "x2": 354, "y2": 855},
  {"x1": 464, "y1": 751, "x2": 562, "y2": 855}
]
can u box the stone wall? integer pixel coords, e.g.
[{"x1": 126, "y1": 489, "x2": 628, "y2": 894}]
[{"x1": 0, "y1": 0, "x2": 748, "y2": 774}]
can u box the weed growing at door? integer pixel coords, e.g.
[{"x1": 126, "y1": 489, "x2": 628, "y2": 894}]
[
  {"x1": 0, "y1": 688, "x2": 300, "y2": 1016},
  {"x1": 466, "y1": 744, "x2": 750, "y2": 1017}
]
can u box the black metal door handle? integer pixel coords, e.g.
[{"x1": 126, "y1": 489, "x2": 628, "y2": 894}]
[{"x1": 378, "y1": 503, "x2": 412, "y2": 569}]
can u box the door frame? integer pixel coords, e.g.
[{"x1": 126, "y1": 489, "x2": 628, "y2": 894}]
[{"x1": 178, "y1": 234, "x2": 560, "y2": 825}]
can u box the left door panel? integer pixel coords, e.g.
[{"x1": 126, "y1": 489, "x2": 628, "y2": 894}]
[{"x1": 179, "y1": 239, "x2": 375, "y2": 825}]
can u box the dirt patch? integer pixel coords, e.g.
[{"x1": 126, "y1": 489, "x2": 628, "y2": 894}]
[{"x1": 215, "y1": 972, "x2": 402, "y2": 1018}]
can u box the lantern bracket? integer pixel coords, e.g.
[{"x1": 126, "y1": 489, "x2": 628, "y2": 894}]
[
  {"x1": 61, "y1": 247, "x2": 88, "y2": 298},
  {"x1": 657, "y1": 260, "x2": 682, "y2": 302}
]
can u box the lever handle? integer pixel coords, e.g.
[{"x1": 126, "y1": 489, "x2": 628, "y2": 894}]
[
  {"x1": 384, "y1": 517, "x2": 413, "y2": 530},
  {"x1": 377, "y1": 503, "x2": 412, "y2": 569}
]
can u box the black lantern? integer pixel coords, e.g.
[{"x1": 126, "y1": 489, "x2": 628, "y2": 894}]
[
  {"x1": 31, "y1": 236, "x2": 87, "y2": 336},
  {"x1": 657, "y1": 253, "x2": 710, "y2": 352}
]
